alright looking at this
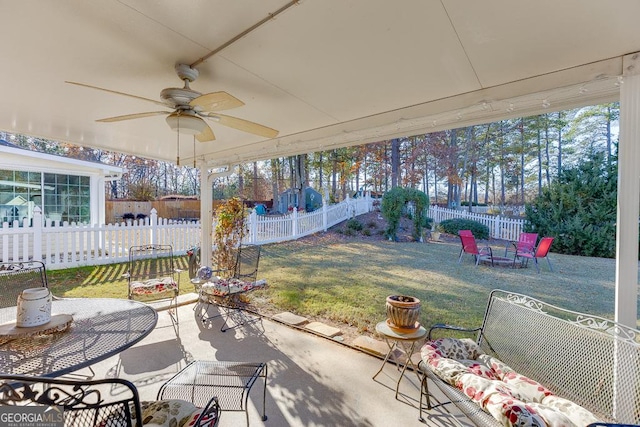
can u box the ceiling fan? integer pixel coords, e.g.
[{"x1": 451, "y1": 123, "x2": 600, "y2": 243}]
[{"x1": 66, "y1": 64, "x2": 278, "y2": 142}]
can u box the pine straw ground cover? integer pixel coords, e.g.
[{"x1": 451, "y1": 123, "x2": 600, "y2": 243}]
[{"x1": 47, "y1": 211, "x2": 635, "y2": 343}]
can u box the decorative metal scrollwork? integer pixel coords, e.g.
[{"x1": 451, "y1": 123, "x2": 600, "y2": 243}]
[
  {"x1": 504, "y1": 292, "x2": 546, "y2": 313},
  {"x1": 0, "y1": 382, "x2": 105, "y2": 409}
]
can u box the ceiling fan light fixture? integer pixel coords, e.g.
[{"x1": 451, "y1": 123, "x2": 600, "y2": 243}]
[{"x1": 165, "y1": 113, "x2": 207, "y2": 135}]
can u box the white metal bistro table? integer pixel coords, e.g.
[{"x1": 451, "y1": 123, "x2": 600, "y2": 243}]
[
  {"x1": 373, "y1": 321, "x2": 427, "y2": 399},
  {"x1": 0, "y1": 298, "x2": 158, "y2": 377}
]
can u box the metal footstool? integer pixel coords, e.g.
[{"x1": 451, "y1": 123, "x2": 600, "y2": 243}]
[{"x1": 158, "y1": 360, "x2": 267, "y2": 427}]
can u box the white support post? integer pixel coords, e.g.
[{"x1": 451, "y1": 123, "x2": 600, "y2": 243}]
[
  {"x1": 613, "y1": 52, "x2": 640, "y2": 422},
  {"x1": 616, "y1": 54, "x2": 640, "y2": 328},
  {"x1": 200, "y1": 163, "x2": 213, "y2": 267}
]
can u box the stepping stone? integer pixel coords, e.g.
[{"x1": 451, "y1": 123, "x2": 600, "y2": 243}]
[
  {"x1": 352, "y1": 335, "x2": 388, "y2": 356},
  {"x1": 272, "y1": 311, "x2": 309, "y2": 326},
  {"x1": 305, "y1": 321, "x2": 342, "y2": 338}
]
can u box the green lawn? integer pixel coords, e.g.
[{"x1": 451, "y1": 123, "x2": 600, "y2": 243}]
[{"x1": 46, "y1": 237, "x2": 634, "y2": 334}]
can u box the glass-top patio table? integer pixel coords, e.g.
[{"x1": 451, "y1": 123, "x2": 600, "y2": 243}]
[{"x1": 0, "y1": 298, "x2": 157, "y2": 377}]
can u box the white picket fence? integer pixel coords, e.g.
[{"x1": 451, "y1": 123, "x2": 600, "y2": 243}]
[
  {"x1": 0, "y1": 195, "x2": 374, "y2": 270},
  {"x1": 429, "y1": 205, "x2": 526, "y2": 241}
]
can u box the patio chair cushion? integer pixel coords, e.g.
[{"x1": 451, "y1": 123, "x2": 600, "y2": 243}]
[
  {"x1": 97, "y1": 398, "x2": 218, "y2": 427},
  {"x1": 421, "y1": 338, "x2": 600, "y2": 427},
  {"x1": 130, "y1": 277, "x2": 178, "y2": 299},
  {"x1": 135, "y1": 399, "x2": 218, "y2": 427},
  {"x1": 200, "y1": 278, "x2": 267, "y2": 297}
]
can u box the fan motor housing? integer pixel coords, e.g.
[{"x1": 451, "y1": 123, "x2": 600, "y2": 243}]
[{"x1": 160, "y1": 87, "x2": 201, "y2": 108}]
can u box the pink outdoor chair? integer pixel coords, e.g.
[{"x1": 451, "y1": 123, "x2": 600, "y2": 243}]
[
  {"x1": 514, "y1": 236, "x2": 554, "y2": 273},
  {"x1": 458, "y1": 230, "x2": 493, "y2": 266}
]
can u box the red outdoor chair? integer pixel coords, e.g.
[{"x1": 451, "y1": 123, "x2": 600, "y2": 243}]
[
  {"x1": 458, "y1": 230, "x2": 493, "y2": 266},
  {"x1": 514, "y1": 236, "x2": 554, "y2": 273},
  {"x1": 505, "y1": 232, "x2": 538, "y2": 258}
]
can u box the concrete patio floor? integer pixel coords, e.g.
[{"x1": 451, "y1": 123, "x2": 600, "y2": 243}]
[{"x1": 88, "y1": 299, "x2": 472, "y2": 427}]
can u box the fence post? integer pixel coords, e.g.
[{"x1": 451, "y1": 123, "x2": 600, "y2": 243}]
[
  {"x1": 493, "y1": 215, "x2": 501, "y2": 240},
  {"x1": 292, "y1": 208, "x2": 298, "y2": 238},
  {"x1": 150, "y1": 208, "x2": 158, "y2": 245},
  {"x1": 32, "y1": 207, "x2": 43, "y2": 262},
  {"x1": 322, "y1": 199, "x2": 328, "y2": 231}
]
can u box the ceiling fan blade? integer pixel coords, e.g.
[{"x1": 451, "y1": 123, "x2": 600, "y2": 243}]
[
  {"x1": 190, "y1": 91, "x2": 244, "y2": 112},
  {"x1": 205, "y1": 113, "x2": 279, "y2": 138},
  {"x1": 66, "y1": 81, "x2": 168, "y2": 107},
  {"x1": 196, "y1": 123, "x2": 216, "y2": 142},
  {"x1": 96, "y1": 111, "x2": 169, "y2": 122}
]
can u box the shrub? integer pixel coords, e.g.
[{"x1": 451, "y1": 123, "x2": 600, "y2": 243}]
[
  {"x1": 362, "y1": 228, "x2": 371, "y2": 236},
  {"x1": 381, "y1": 187, "x2": 405, "y2": 240},
  {"x1": 344, "y1": 227, "x2": 357, "y2": 236},
  {"x1": 440, "y1": 218, "x2": 489, "y2": 239},
  {"x1": 346, "y1": 218, "x2": 364, "y2": 231},
  {"x1": 525, "y1": 153, "x2": 619, "y2": 258},
  {"x1": 366, "y1": 220, "x2": 377, "y2": 229},
  {"x1": 213, "y1": 197, "x2": 247, "y2": 271}
]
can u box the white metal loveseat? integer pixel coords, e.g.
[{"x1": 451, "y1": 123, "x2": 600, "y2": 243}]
[{"x1": 419, "y1": 290, "x2": 640, "y2": 426}]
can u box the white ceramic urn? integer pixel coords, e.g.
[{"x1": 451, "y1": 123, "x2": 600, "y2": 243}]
[{"x1": 16, "y1": 288, "x2": 52, "y2": 327}]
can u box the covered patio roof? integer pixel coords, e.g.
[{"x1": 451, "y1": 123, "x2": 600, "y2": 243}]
[
  {"x1": 1, "y1": 1, "x2": 639, "y2": 326},
  {"x1": 1, "y1": 1, "x2": 637, "y2": 167}
]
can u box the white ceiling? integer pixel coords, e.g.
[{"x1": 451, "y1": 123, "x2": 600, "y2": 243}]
[{"x1": 1, "y1": 0, "x2": 638, "y2": 167}]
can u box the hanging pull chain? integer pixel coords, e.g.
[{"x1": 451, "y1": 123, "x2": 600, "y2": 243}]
[{"x1": 176, "y1": 116, "x2": 180, "y2": 166}]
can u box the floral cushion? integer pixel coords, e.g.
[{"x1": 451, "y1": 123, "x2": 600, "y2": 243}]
[
  {"x1": 501, "y1": 372, "x2": 552, "y2": 403},
  {"x1": 421, "y1": 338, "x2": 600, "y2": 427},
  {"x1": 541, "y1": 395, "x2": 599, "y2": 426},
  {"x1": 136, "y1": 399, "x2": 218, "y2": 427},
  {"x1": 130, "y1": 277, "x2": 178, "y2": 298},
  {"x1": 200, "y1": 278, "x2": 267, "y2": 297},
  {"x1": 96, "y1": 399, "x2": 218, "y2": 427}
]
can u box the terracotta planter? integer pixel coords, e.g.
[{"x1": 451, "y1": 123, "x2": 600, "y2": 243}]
[{"x1": 386, "y1": 295, "x2": 421, "y2": 330}]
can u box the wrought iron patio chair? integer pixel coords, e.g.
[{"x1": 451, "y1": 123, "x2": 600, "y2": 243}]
[
  {"x1": 504, "y1": 232, "x2": 538, "y2": 258},
  {"x1": 0, "y1": 261, "x2": 49, "y2": 309},
  {"x1": 0, "y1": 374, "x2": 220, "y2": 427},
  {"x1": 514, "y1": 236, "x2": 554, "y2": 273},
  {"x1": 125, "y1": 244, "x2": 180, "y2": 323},
  {"x1": 457, "y1": 230, "x2": 493, "y2": 266},
  {"x1": 195, "y1": 245, "x2": 266, "y2": 332}
]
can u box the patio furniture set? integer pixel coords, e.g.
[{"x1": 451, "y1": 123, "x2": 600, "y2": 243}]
[
  {"x1": 0, "y1": 246, "x2": 269, "y2": 427},
  {"x1": 458, "y1": 230, "x2": 554, "y2": 272}
]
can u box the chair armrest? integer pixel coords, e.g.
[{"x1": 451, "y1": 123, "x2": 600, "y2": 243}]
[
  {"x1": 122, "y1": 272, "x2": 131, "y2": 279},
  {"x1": 504, "y1": 241, "x2": 517, "y2": 256},
  {"x1": 427, "y1": 323, "x2": 482, "y2": 340}
]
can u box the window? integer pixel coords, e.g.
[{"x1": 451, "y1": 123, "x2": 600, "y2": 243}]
[
  {"x1": 43, "y1": 173, "x2": 91, "y2": 224},
  {"x1": 0, "y1": 170, "x2": 91, "y2": 226},
  {"x1": 0, "y1": 170, "x2": 42, "y2": 226}
]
